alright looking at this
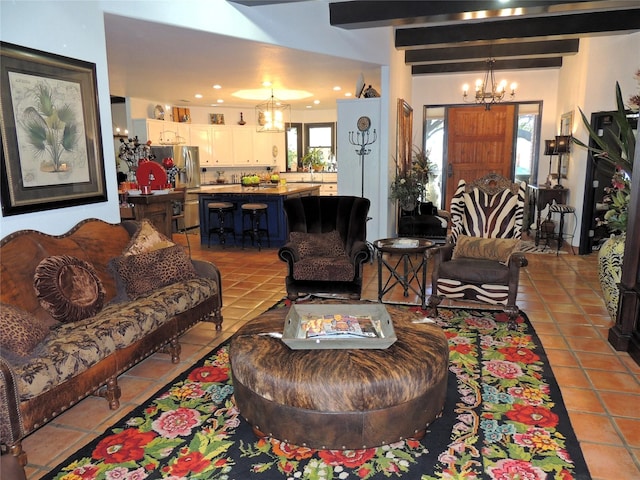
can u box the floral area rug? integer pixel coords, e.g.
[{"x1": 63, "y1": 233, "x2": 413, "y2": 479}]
[{"x1": 43, "y1": 301, "x2": 591, "y2": 480}]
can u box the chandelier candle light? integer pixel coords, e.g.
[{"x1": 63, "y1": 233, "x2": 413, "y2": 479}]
[
  {"x1": 255, "y1": 89, "x2": 290, "y2": 133},
  {"x1": 463, "y1": 59, "x2": 516, "y2": 110}
]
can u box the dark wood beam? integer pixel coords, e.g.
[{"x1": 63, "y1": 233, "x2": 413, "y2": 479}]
[
  {"x1": 411, "y1": 57, "x2": 563, "y2": 75},
  {"x1": 329, "y1": 1, "x2": 600, "y2": 29},
  {"x1": 405, "y1": 39, "x2": 579, "y2": 64},
  {"x1": 396, "y1": 9, "x2": 640, "y2": 49}
]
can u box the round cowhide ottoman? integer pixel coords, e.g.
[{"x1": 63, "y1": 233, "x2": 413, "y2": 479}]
[{"x1": 229, "y1": 301, "x2": 449, "y2": 449}]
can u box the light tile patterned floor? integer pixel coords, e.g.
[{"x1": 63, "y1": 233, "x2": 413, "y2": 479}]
[{"x1": 20, "y1": 233, "x2": 640, "y2": 479}]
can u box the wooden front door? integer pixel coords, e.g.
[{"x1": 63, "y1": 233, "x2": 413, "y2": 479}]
[{"x1": 444, "y1": 104, "x2": 516, "y2": 209}]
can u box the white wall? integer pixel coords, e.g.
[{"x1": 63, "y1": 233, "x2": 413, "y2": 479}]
[{"x1": 0, "y1": 1, "x2": 120, "y2": 237}]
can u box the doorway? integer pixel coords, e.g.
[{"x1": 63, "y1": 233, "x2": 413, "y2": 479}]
[{"x1": 424, "y1": 102, "x2": 541, "y2": 210}]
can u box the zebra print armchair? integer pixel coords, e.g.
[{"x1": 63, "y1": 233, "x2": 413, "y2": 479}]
[{"x1": 427, "y1": 173, "x2": 528, "y2": 328}]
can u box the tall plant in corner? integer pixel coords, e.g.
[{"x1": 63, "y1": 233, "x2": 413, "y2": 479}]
[
  {"x1": 573, "y1": 81, "x2": 637, "y2": 320},
  {"x1": 573, "y1": 81, "x2": 635, "y2": 233}
]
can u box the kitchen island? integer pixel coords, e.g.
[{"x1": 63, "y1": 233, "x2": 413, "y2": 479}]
[{"x1": 194, "y1": 183, "x2": 321, "y2": 247}]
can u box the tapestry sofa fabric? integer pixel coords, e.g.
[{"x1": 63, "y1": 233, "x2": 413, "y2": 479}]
[{"x1": 15, "y1": 278, "x2": 217, "y2": 400}]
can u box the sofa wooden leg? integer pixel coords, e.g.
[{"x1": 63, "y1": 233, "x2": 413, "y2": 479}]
[
  {"x1": 203, "y1": 309, "x2": 223, "y2": 330},
  {"x1": 504, "y1": 306, "x2": 520, "y2": 330},
  {"x1": 2, "y1": 442, "x2": 28, "y2": 480},
  {"x1": 95, "y1": 377, "x2": 121, "y2": 410},
  {"x1": 169, "y1": 338, "x2": 181, "y2": 364}
]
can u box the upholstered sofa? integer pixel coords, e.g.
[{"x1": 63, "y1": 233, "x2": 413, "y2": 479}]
[
  {"x1": 0, "y1": 218, "x2": 222, "y2": 470},
  {"x1": 278, "y1": 195, "x2": 371, "y2": 300}
]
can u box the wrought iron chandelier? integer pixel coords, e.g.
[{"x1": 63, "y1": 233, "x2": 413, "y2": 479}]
[
  {"x1": 255, "y1": 90, "x2": 290, "y2": 133},
  {"x1": 462, "y1": 59, "x2": 516, "y2": 110}
]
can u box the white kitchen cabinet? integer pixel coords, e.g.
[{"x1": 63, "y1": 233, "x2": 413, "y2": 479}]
[
  {"x1": 134, "y1": 119, "x2": 190, "y2": 146},
  {"x1": 231, "y1": 127, "x2": 254, "y2": 166},
  {"x1": 210, "y1": 126, "x2": 234, "y2": 167},
  {"x1": 189, "y1": 124, "x2": 212, "y2": 165}
]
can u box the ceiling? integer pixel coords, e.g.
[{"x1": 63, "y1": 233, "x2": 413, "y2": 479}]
[
  {"x1": 329, "y1": 1, "x2": 640, "y2": 74},
  {"x1": 104, "y1": 11, "x2": 382, "y2": 111},
  {"x1": 106, "y1": 1, "x2": 640, "y2": 110}
]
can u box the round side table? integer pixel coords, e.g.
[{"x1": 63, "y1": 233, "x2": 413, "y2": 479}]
[{"x1": 374, "y1": 238, "x2": 434, "y2": 309}]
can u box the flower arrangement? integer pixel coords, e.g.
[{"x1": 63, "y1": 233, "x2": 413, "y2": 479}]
[
  {"x1": 599, "y1": 168, "x2": 631, "y2": 233},
  {"x1": 390, "y1": 146, "x2": 435, "y2": 210}
]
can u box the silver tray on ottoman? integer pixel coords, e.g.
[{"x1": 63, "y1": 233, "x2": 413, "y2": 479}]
[{"x1": 282, "y1": 304, "x2": 397, "y2": 350}]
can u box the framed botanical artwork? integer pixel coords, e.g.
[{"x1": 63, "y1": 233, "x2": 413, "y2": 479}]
[
  {"x1": 210, "y1": 113, "x2": 225, "y2": 125},
  {"x1": 0, "y1": 42, "x2": 107, "y2": 216}
]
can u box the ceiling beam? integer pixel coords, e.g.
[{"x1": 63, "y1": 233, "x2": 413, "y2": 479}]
[
  {"x1": 329, "y1": 1, "x2": 627, "y2": 29},
  {"x1": 405, "y1": 39, "x2": 579, "y2": 64},
  {"x1": 396, "y1": 9, "x2": 640, "y2": 49},
  {"x1": 411, "y1": 57, "x2": 563, "y2": 75}
]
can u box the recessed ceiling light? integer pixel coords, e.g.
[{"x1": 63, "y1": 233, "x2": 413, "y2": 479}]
[
  {"x1": 344, "y1": 92, "x2": 352, "y2": 97},
  {"x1": 306, "y1": 105, "x2": 312, "y2": 109},
  {"x1": 262, "y1": 81, "x2": 272, "y2": 87},
  {"x1": 217, "y1": 99, "x2": 224, "y2": 103},
  {"x1": 333, "y1": 86, "x2": 341, "y2": 91},
  {"x1": 213, "y1": 84, "x2": 222, "y2": 89},
  {"x1": 195, "y1": 94, "x2": 203, "y2": 99},
  {"x1": 313, "y1": 100, "x2": 320, "y2": 105}
]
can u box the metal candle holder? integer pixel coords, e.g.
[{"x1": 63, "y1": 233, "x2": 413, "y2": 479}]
[{"x1": 348, "y1": 129, "x2": 377, "y2": 197}]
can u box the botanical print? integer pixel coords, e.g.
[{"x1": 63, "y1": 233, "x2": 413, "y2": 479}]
[
  {"x1": 45, "y1": 307, "x2": 589, "y2": 480},
  {"x1": 8, "y1": 71, "x2": 89, "y2": 187}
]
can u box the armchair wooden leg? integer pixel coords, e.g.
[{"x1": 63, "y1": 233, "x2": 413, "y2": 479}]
[{"x1": 504, "y1": 305, "x2": 520, "y2": 331}]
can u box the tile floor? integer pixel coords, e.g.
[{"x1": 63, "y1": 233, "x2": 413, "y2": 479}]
[{"x1": 19, "y1": 233, "x2": 640, "y2": 480}]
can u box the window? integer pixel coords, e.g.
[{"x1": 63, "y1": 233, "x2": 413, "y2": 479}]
[{"x1": 285, "y1": 122, "x2": 336, "y2": 172}]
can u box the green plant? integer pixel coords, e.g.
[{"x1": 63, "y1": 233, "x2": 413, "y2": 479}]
[
  {"x1": 573, "y1": 81, "x2": 636, "y2": 233},
  {"x1": 302, "y1": 148, "x2": 324, "y2": 169},
  {"x1": 573, "y1": 82, "x2": 634, "y2": 175},
  {"x1": 390, "y1": 146, "x2": 435, "y2": 209},
  {"x1": 22, "y1": 83, "x2": 79, "y2": 172}
]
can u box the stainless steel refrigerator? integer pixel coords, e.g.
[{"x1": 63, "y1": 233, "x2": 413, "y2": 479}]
[{"x1": 150, "y1": 145, "x2": 201, "y2": 230}]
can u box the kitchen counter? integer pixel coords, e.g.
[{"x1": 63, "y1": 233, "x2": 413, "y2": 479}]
[
  {"x1": 193, "y1": 183, "x2": 322, "y2": 196},
  {"x1": 195, "y1": 183, "x2": 320, "y2": 247}
]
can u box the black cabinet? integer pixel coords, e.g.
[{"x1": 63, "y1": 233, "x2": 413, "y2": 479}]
[{"x1": 578, "y1": 111, "x2": 637, "y2": 254}]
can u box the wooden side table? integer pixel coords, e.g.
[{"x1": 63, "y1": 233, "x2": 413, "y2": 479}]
[
  {"x1": 127, "y1": 191, "x2": 183, "y2": 238},
  {"x1": 527, "y1": 185, "x2": 568, "y2": 246}
]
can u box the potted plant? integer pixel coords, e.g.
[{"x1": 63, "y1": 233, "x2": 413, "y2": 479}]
[
  {"x1": 574, "y1": 81, "x2": 636, "y2": 319},
  {"x1": 302, "y1": 148, "x2": 325, "y2": 172}
]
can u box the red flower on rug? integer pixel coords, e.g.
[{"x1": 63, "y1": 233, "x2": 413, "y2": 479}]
[
  {"x1": 506, "y1": 404, "x2": 560, "y2": 428},
  {"x1": 91, "y1": 428, "x2": 157, "y2": 464},
  {"x1": 169, "y1": 450, "x2": 211, "y2": 476},
  {"x1": 497, "y1": 346, "x2": 540, "y2": 364},
  {"x1": 187, "y1": 365, "x2": 228, "y2": 383},
  {"x1": 318, "y1": 448, "x2": 376, "y2": 468}
]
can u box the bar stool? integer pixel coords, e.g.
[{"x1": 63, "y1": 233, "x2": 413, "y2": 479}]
[
  {"x1": 241, "y1": 203, "x2": 270, "y2": 250},
  {"x1": 207, "y1": 201, "x2": 236, "y2": 247},
  {"x1": 549, "y1": 204, "x2": 576, "y2": 255}
]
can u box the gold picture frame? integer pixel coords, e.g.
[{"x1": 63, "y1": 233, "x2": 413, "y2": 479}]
[{"x1": 0, "y1": 42, "x2": 106, "y2": 216}]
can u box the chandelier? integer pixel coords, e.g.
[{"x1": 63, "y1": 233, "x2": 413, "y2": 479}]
[
  {"x1": 462, "y1": 59, "x2": 516, "y2": 110},
  {"x1": 255, "y1": 90, "x2": 291, "y2": 133}
]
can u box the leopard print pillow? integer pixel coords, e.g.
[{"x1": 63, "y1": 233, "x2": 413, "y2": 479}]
[
  {"x1": 289, "y1": 230, "x2": 347, "y2": 259},
  {"x1": 109, "y1": 245, "x2": 197, "y2": 300},
  {"x1": 0, "y1": 303, "x2": 49, "y2": 358}
]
